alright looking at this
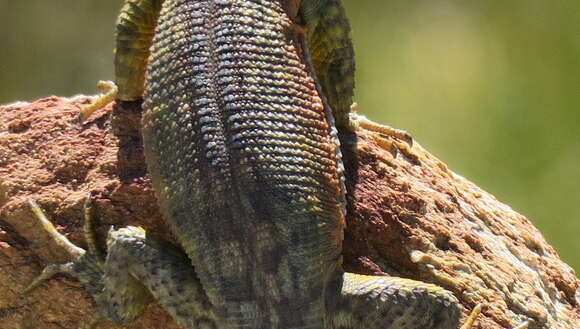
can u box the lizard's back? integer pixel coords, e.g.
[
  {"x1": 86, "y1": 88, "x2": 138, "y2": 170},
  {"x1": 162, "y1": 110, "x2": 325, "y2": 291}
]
[{"x1": 141, "y1": 0, "x2": 345, "y2": 327}]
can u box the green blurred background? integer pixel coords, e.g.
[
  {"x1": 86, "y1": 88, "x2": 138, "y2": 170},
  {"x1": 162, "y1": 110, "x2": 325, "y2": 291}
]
[{"x1": 0, "y1": 1, "x2": 578, "y2": 271}]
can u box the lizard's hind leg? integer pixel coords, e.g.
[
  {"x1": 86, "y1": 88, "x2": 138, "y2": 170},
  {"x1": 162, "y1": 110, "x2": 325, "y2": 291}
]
[
  {"x1": 24, "y1": 196, "x2": 217, "y2": 329},
  {"x1": 328, "y1": 273, "x2": 530, "y2": 329},
  {"x1": 328, "y1": 273, "x2": 463, "y2": 329}
]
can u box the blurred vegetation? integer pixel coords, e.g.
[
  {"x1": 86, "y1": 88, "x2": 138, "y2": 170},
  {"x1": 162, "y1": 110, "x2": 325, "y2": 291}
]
[{"x1": 0, "y1": 0, "x2": 577, "y2": 271}]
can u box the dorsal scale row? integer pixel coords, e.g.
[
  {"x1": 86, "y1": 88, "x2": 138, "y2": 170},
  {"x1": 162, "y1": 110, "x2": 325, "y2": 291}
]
[{"x1": 142, "y1": 1, "x2": 346, "y2": 327}]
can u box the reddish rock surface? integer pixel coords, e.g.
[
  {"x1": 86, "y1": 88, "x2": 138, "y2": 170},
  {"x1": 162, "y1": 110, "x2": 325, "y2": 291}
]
[{"x1": 0, "y1": 96, "x2": 577, "y2": 328}]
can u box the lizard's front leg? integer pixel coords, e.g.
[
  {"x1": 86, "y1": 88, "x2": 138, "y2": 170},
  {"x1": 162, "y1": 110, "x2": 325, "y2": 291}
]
[
  {"x1": 299, "y1": 0, "x2": 355, "y2": 129},
  {"x1": 79, "y1": 0, "x2": 162, "y2": 121},
  {"x1": 24, "y1": 198, "x2": 218, "y2": 329},
  {"x1": 297, "y1": 1, "x2": 416, "y2": 160}
]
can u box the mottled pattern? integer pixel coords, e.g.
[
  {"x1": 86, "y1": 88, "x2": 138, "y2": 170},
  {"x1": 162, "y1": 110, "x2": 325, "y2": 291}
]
[
  {"x1": 331, "y1": 274, "x2": 460, "y2": 329},
  {"x1": 103, "y1": 227, "x2": 217, "y2": 328},
  {"x1": 141, "y1": 0, "x2": 345, "y2": 328}
]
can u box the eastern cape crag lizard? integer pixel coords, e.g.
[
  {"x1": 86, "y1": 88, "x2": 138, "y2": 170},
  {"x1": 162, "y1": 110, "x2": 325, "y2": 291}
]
[{"x1": 25, "y1": 1, "x2": 529, "y2": 328}]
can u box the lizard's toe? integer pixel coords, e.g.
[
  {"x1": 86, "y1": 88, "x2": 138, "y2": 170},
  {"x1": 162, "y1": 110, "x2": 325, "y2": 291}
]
[
  {"x1": 79, "y1": 80, "x2": 117, "y2": 122},
  {"x1": 22, "y1": 262, "x2": 76, "y2": 294},
  {"x1": 24, "y1": 197, "x2": 105, "y2": 296}
]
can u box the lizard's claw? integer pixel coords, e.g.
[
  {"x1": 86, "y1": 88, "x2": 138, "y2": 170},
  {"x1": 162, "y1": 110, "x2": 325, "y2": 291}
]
[
  {"x1": 21, "y1": 262, "x2": 76, "y2": 295},
  {"x1": 79, "y1": 80, "x2": 118, "y2": 122}
]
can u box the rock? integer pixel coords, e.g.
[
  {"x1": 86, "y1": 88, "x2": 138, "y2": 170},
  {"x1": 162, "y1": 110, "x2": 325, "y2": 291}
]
[{"x1": 0, "y1": 96, "x2": 577, "y2": 328}]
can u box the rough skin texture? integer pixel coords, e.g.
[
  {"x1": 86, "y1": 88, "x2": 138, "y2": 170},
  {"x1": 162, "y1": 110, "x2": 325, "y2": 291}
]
[
  {"x1": 3, "y1": 97, "x2": 577, "y2": 328},
  {"x1": 12, "y1": 1, "x2": 547, "y2": 329},
  {"x1": 142, "y1": 0, "x2": 346, "y2": 327}
]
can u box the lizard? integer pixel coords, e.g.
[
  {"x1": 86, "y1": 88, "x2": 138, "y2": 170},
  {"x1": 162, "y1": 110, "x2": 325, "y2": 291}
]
[{"x1": 23, "y1": 1, "x2": 530, "y2": 329}]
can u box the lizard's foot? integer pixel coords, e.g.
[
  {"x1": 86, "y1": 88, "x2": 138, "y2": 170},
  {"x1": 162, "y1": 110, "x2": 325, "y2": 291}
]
[
  {"x1": 24, "y1": 196, "x2": 158, "y2": 327},
  {"x1": 23, "y1": 196, "x2": 109, "y2": 328},
  {"x1": 79, "y1": 80, "x2": 118, "y2": 122},
  {"x1": 348, "y1": 103, "x2": 418, "y2": 161},
  {"x1": 24, "y1": 195, "x2": 217, "y2": 329}
]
